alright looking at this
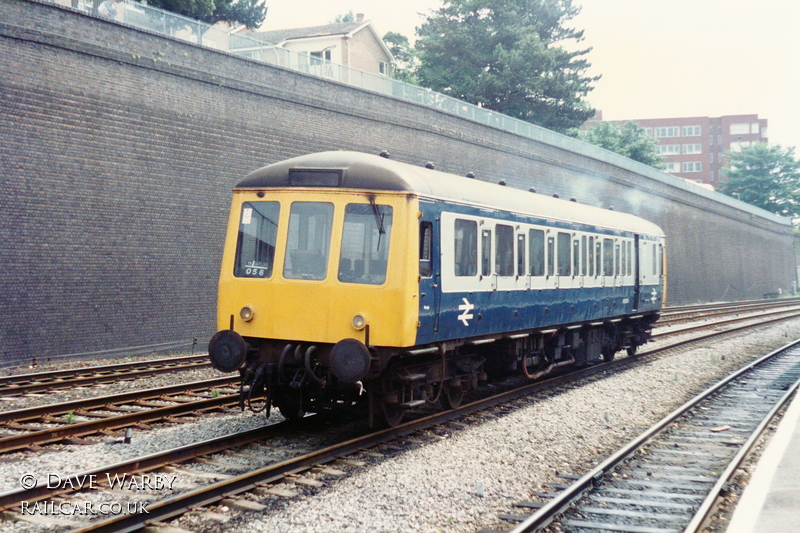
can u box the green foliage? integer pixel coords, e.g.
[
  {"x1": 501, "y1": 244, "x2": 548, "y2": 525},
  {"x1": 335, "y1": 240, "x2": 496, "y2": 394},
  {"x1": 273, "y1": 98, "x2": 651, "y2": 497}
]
[
  {"x1": 719, "y1": 143, "x2": 800, "y2": 217},
  {"x1": 580, "y1": 121, "x2": 664, "y2": 169},
  {"x1": 383, "y1": 31, "x2": 418, "y2": 84},
  {"x1": 143, "y1": 0, "x2": 267, "y2": 29},
  {"x1": 333, "y1": 11, "x2": 355, "y2": 23},
  {"x1": 414, "y1": 0, "x2": 598, "y2": 133}
]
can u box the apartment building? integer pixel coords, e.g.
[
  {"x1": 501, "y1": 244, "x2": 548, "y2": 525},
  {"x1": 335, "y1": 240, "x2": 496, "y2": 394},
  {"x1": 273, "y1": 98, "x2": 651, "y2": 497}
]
[{"x1": 582, "y1": 113, "x2": 768, "y2": 187}]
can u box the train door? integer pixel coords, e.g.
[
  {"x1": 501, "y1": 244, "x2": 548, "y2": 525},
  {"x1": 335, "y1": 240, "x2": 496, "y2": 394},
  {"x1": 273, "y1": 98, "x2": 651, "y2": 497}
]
[
  {"x1": 417, "y1": 200, "x2": 441, "y2": 341},
  {"x1": 632, "y1": 234, "x2": 641, "y2": 311},
  {"x1": 495, "y1": 222, "x2": 516, "y2": 292}
]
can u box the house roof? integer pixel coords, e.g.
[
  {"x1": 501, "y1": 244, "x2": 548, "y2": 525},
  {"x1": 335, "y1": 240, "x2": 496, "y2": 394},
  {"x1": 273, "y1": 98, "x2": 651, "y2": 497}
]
[
  {"x1": 244, "y1": 20, "x2": 395, "y2": 63},
  {"x1": 250, "y1": 22, "x2": 367, "y2": 45}
]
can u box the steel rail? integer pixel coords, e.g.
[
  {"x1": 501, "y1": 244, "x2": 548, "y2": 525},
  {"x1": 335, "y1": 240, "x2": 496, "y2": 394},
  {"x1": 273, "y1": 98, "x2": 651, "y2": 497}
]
[
  {"x1": 653, "y1": 308, "x2": 800, "y2": 340},
  {"x1": 0, "y1": 376, "x2": 238, "y2": 424},
  {"x1": 3, "y1": 307, "x2": 797, "y2": 530},
  {"x1": 0, "y1": 354, "x2": 208, "y2": 386},
  {"x1": 660, "y1": 300, "x2": 800, "y2": 324},
  {"x1": 0, "y1": 420, "x2": 293, "y2": 511},
  {"x1": 662, "y1": 297, "x2": 800, "y2": 314},
  {"x1": 0, "y1": 394, "x2": 239, "y2": 454},
  {"x1": 505, "y1": 338, "x2": 800, "y2": 533},
  {"x1": 682, "y1": 379, "x2": 800, "y2": 533},
  {"x1": 53, "y1": 312, "x2": 800, "y2": 531},
  {"x1": 0, "y1": 356, "x2": 212, "y2": 396}
]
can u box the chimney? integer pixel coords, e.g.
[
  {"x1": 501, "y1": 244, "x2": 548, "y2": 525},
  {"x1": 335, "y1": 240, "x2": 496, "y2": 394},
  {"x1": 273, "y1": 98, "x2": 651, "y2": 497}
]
[{"x1": 356, "y1": 13, "x2": 364, "y2": 22}]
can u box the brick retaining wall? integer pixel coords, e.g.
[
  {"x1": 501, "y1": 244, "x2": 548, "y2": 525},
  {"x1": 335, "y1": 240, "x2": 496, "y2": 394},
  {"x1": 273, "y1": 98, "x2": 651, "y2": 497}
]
[{"x1": 0, "y1": 0, "x2": 795, "y2": 364}]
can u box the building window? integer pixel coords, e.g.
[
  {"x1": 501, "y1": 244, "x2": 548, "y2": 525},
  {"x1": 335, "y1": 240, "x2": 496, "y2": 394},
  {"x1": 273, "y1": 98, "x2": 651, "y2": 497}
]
[
  {"x1": 643, "y1": 128, "x2": 653, "y2": 137},
  {"x1": 683, "y1": 144, "x2": 702, "y2": 154},
  {"x1": 682, "y1": 162, "x2": 702, "y2": 172},
  {"x1": 655, "y1": 127, "x2": 679, "y2": 138},
  {"x1": 663, "y1": 162, "x2": 679, "y2": 173},
  {"x1": 730, "y1": 123, "x2": 750, "y2": 135},
  {"x1": 682, "y1": 125, "x2": 701, "y2": 136},
  {"x1": 657, "y1": 144, "x2": 680, "y2": 155},
  {"x1": 310, "y1": 49, "x2": 331, "y2": 63},
  {"x1": 379, "y1": 60, "x2": 390, "y2": 76}
]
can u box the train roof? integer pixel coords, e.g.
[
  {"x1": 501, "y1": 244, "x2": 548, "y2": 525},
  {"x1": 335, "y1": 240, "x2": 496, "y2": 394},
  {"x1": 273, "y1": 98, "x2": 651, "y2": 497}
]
[{"x1": 236, "y1": 151, "x2": 665, "y2": 237}]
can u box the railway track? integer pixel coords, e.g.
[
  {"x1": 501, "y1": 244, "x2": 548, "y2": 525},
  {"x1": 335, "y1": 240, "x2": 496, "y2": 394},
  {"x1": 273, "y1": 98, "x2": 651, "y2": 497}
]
[
  {"x1": 1, "y1": 299, "x2": 793, "y2": 401},
  {"x1": 0, "y1": 377, "x2": 240, "y2": 453},
  {"x1": 0, "y1": 355, "x2": 212, "y2": 397},
  {"x1": 1, "y1": 300, "x2": 796, "y2": 455},
  {"x1": 2, "y1": 303, "x2": 799, "y2": 532},
  {"x1": 487, "y1": 341, "x2": 800, "y2": 533},
  {"x1": 659, "y1": 298, "x2": 800, "y2": 326}
]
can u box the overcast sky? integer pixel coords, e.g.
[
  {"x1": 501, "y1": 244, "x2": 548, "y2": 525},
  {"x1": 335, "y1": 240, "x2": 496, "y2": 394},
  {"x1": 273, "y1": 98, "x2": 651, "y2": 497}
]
[{"x1": 262, "y1": 0, "x2": 800, "y2": 152}]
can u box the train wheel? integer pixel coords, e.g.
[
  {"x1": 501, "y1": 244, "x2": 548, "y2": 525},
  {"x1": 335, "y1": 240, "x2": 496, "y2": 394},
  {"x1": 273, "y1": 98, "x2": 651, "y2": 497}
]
[
  {"x1": 626, "y1": 345, "x2": 637, "y2": 357},
  {"x1": 602, "y1": 347, "x2": 615, "y2": 363},
  {"x1": 380, "y1": 399, "x2": 404, "y2": 427},
  {"x1": 441, "y1": 379, "x2": 464, "y2": 410}
]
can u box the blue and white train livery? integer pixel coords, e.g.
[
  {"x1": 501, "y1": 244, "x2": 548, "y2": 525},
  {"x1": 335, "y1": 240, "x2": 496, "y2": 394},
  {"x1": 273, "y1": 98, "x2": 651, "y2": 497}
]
[{"x1": 208, "y1": 151, "x2": 666, "y2": 425}]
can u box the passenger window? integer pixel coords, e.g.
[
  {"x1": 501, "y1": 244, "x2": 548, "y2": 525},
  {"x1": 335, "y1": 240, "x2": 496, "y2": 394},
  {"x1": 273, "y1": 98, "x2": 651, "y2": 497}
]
[
  {"x1": 547, "y1": 236, "x2": 555, "y2": 277},
  {"x1": 615, "y1": 243, "x2": 621, "y2": 277},
  {"x1": 234, "y1": 201, "x2": 280, "y2": 278},
  {"x1": 621, "y1": 241, "x2": 627, "y2": 276},
  {"x1": 595, "y1": 240, "x2": 602, "y2": 276},
  {"x1": 517, "y1": 234, "x2": 526, "y2": 277},
  {"x1": 454, "y1": 219, "x2": 477, "y2": 277},
  {"x1": 603, "y1": 238, "x2": 614, "y2": 276},
  {"x1": 557, "y1": 232, "x2": 571, "y2": 277},
  {"x1": 581, "y1": 236, "x2": 587, "y2": 276},
  {"x1": 627, "y1": 241, "x2": 633, "y2": 276},
  {"x1": 652, "y1": 243, "x2": 657, "y2": 276},
  {"x1": 338, "y1": 203, "x2": 393, "y2": 285},
  {"x1": 573, "y1": 239, "x2": 580, "y2": 277},
  {"x1": 588, "y1": 236, "x2": 594, "y2": 277},
  {"x1": 481, "y1": 229, "x2": 492, "y2": 276},
  {"x1": 419, "y1": 221, "x2": 433, "y2": 278},
  {"x1": 284, "y1": 202, "x2": 334, "y2": 280},
  {"x1": 529, "y1": 229, "x2": 545, "y2": 276},
  {"x1": 658, "y1": 244, "x2": 663, "y2": 276},
  {"x1": 496, "y1": 225, "x2": 514, "y2": 276}
]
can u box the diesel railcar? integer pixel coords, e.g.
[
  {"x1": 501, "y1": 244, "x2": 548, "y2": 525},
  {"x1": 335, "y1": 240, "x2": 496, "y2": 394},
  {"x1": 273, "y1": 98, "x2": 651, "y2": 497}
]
[{"x1": 208, "y1": 151, "x2": 666, "y2": 426}]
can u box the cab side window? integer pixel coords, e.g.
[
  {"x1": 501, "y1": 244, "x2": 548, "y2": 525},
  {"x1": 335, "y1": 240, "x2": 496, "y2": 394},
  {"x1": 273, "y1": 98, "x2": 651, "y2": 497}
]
[{"x1": 419, "y1": 221, "x2": 433, "y2": 278}]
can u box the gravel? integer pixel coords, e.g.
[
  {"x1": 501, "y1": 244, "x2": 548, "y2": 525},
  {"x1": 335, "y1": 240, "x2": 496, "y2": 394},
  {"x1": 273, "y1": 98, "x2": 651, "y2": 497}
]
[
  {"x1": 237, "y1": 320, "x2": 800, "y2": 533},
  {"x1": 3, "y1": 319, "x2": 800, "y2": 533}
]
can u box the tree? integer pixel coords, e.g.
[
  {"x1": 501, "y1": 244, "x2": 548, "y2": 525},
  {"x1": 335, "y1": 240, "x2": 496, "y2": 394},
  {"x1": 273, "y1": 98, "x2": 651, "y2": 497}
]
[
  {"x1": 580, "y1": 121, "x2": 664, "y2": 169},
  {"x1": 718, "y1": 143, "x2": 800, "y2": 217},
  {"x1": 143, "y1": 0, "x2": 267, "y2": 29},
  {"x1": 333, "y1": 11, "x2": 356, "y2": 23},
  {"x1": 414, "y1": 0, "x2": 599, "y2": 133},
  {"x1": 383, "y1": 31, "x2": 418, "y2": 84}
]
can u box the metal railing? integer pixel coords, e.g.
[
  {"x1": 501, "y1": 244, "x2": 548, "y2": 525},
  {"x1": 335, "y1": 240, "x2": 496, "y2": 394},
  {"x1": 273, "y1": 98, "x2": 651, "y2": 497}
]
[{"x1": 40, "y1": 0, "x2": 791, "y2": 224}]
